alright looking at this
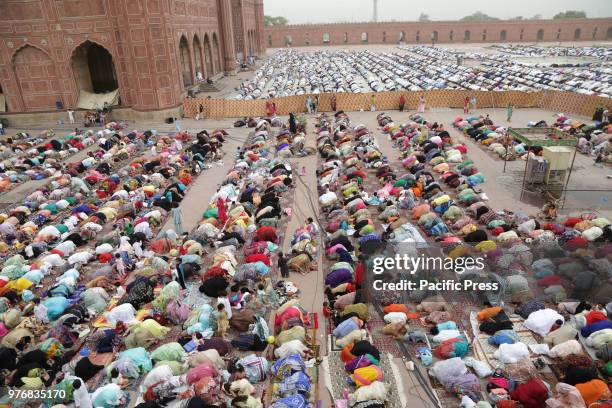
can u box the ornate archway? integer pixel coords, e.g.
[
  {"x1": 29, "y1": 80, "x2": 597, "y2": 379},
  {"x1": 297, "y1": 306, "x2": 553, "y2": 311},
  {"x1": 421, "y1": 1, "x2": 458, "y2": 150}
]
[
  {"x1": 193, "y1": 35, "x2": 204, "y2": 80},
  {"x1": 179, "y1": 35, "x2": 193, "y2": 87},
  {"x1": 71, "y1": 40, "x2": 118, "y2": 94},
  {"x1": 12, "y1": 45, "x2": 62, "y2": 111}
]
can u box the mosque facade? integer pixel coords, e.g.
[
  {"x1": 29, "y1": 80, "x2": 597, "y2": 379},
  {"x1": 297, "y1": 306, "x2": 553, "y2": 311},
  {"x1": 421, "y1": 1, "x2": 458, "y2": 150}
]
[
  {"x1": 0, "y1": 0, "x2": 265, "y2": 114},
  {"x1": 266, "y1": 18, "x2": 612, "y2": 48}
]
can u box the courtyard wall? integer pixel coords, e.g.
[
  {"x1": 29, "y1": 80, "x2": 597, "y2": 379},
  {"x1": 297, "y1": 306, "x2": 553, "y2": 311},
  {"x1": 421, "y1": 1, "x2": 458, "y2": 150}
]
[
  {"x1": 183, "y1": 90, "x2": 611, "y2": 119},
  {"x1": 265, "y1": 18, "x2": 612, "y2": 48}
]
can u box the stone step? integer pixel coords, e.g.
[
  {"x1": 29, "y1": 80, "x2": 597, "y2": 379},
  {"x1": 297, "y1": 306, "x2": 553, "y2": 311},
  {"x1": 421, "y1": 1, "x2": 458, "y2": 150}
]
[{"x1": 197, "y1": 83, "x2": 220, "y2": 92}]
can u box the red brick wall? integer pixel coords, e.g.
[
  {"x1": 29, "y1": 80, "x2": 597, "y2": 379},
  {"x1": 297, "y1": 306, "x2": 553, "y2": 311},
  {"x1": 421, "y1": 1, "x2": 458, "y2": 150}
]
[
  {"x1": 265, "y1": 18, "x2": 612, "y2": 47},
  {"x1": 0, "y1": 0, "x2": 265, "y2": 113},
  {"x1": 12, "y1": 45, "x2": 61, "y2": 111}
]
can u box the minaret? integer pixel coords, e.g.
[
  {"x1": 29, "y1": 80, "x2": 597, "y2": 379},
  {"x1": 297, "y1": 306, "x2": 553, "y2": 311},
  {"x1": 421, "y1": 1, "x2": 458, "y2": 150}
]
[{"x1": 373, "y1": 0, "x2": 378, "y2": 22}]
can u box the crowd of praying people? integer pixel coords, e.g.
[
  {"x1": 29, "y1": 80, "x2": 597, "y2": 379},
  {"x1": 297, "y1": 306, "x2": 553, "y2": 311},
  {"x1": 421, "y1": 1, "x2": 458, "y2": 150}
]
[
  {"x1": 358, "y1": 109, "x2": 610, "y2": 406},
  {"x1": 0, "y1": 125, "x2": 129, "y2": 194},
  {"x1": 405, "y1": 46, "x2": 612, "y2": 96},
  {"x1": 315, "y1": 111, "x2": 394, "y2": 407},
  {"x1": 243, "y1": 101, "x2": 612, "y2": 407},
  {"x1": 0, "y1": 120, "x2": 327, "y2": 408},
  {"x1": 234, "y1": 47, "x2": 612, "y2": 100},
  {"x1": 491, "y1": 44, "x2": 612, "y2": 61}
]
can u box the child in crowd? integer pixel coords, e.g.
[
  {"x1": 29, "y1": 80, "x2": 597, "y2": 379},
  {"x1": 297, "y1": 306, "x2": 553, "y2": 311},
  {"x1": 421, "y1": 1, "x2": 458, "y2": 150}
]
[
  {"x1": 216, "y1": 303, "x2": 229, "y2": 339},
  {"x1": 114, "y1": 253, "x2": 126, "y2": 277}
]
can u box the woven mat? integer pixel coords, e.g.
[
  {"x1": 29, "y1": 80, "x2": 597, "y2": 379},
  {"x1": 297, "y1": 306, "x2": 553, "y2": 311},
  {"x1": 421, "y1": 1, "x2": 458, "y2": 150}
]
[{"x1": 325, "y1": 349, "x2": 405, "y2": 408}]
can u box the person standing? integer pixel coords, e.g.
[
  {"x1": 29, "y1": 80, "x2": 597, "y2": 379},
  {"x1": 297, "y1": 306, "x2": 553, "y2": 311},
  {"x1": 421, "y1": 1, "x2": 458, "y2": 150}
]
[
  {"x1": 68, "y1": 108, "x2": 75, "y2": 124},
  {"x1": 289, "y1": 113, "x2": 297, "y2": 134},
  {"x1": 305, "y1": 95, "x2": 312, "y2": 114},
  {"x1": 314, "y1": 95, "x2": 320, "y2": 114},
  {"x1": 217, "y1": 197, "x2": 228, "y2": 226},
  {"x1": 174, "y1": 117, "x2": 181, "y2": 132},
  {"x1": 171, "y1": 203, "x2": 184, "y2": 235},
  {"x1": 331, "y1": 94, "x2": 337, "y2": 112},
  {"x1": 173, "y1": 263, "x2": 187, "y2": 290},
  {"x1": 278, "y1": 252, "x2": 289, "y2": 278},
  {"x1": 507, "y1": 103, "x2": 514, "y2": 122},
  {"x1": 216, "y1": 303, "x2": 229, "y2": 339},
  {"x1": 399, "y1": 94, "x2": 406, "y2": 112},
  {"x1": 370, "y1": 94, "x2": 377, "y2": 111},
  {"x1": 265, "y1": 100, "x2": 274, "y2": 117},
  {"x1": 73, "y1": 379, "x2": 92, "y2": 408},
  {"x1": 114, "y1": 253, "x2": 126, "y2": 277},
  {"x1": 470, "y1": 95, "x2": 477, "y2": 111},
  {"x1": 417, "y1": 95, "x2": 426, "y2": 113},
  {"x1": 196, "y1": 103, "x2": 204, "y2": 121},
  {"x1": 463, "y1": 97, "x2": 470, "y2": 114}
]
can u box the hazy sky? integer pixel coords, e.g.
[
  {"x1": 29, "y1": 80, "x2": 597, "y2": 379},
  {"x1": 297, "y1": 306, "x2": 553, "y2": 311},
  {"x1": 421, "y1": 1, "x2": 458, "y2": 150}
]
[{"x1": 264, "y1": 0, "x2": 611, "y2": 24}]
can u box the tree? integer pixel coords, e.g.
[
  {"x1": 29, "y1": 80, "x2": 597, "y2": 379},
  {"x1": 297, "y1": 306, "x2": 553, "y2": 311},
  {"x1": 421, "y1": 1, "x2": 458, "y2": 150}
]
[
  {"x1": 460, "y1": 11, "x2": 500, "y2": 21},
  {"x1": 264, "y1": 15, "x2": 289, "y2": 26},
  {"x1": 529, "y1": 14, "x2": 543, "y2": 20},
  {"x1": 509, "y1": 16, "x2": 523, "y2": 20},
  {"x1": 418, "y1": 13, "x2": 430, "y2": 22},
  {"x1": 553, "y1": 10, "x2": 586, "y2": 19}
]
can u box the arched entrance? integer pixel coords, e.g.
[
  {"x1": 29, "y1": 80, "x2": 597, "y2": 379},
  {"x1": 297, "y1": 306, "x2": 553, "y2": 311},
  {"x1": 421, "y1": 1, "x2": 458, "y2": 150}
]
[
  {"x1": 0, "y1": 82, "x2": 5, "y2": 112},
  {"x1": 574, "y1": 28, "x2": 581, "y2": 40},
  {"x1": 178, "y1": 36, "x2": 192, "y2": 87},
  {"x1": 607, "y1": 27, "x2": 612, "y2": 40},
  {"x1": 12, "y1": 45, "x2": 62, "y2": 111},
  {"x1": 537, "y1": 29, "x2": 544, "y2": 41},
  {"x1": 193, "y1": 35, "x2": 204, "y2": 80},
  {"x1": 212, "y1": 34, "x2": 221, "y2": 74},
  {"x1": 464, "y1": 30, "x2": 471, "y2": 41},
  {"x1": 203, "y1": 35, "x2": 213, "y2": 78},
  {"x1": 500, "y1": 30, "x2": 507, "y2": 41},
  {"x1": 71, "y1": 41, "x2": 118, "y2": 94}
]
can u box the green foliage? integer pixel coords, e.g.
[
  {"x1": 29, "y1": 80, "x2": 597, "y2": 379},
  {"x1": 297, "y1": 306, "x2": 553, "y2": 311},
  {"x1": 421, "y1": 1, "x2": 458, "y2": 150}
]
[
  {"x1": 553, "y1": 10, "x2": 586, "y2": 19},
  {"x1": 265, "y1": 15, "x2": 289, "y2": 26},
  {"x1": 460, "y1": 11, "x2": 500, "y2": 21},
  {"x1": 418, "y1": 13, "x2": 430, "y2": 22}
]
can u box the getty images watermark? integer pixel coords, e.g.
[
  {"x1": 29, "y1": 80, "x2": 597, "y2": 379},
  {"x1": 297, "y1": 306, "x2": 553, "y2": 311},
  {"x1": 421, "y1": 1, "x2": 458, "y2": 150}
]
[{"x1": 370, "y1": 252, "x2": 499, "y2": 292}]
